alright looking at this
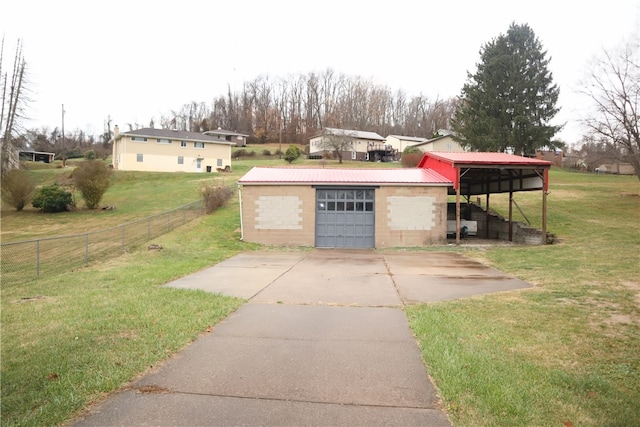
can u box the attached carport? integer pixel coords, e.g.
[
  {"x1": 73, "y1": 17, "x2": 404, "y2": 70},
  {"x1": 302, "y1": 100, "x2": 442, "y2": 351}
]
[{"x1": 418, "y1": 152, "x2": 552, "y2": 244}]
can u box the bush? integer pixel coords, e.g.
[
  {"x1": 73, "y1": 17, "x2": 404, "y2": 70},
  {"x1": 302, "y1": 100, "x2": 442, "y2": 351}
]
[
  {"x1": 72, "y1": 160, "x2": 113, "y2": 209},
  {"x1": 284, "y1": 145, "x2": 302, "y2": 163},
  {"x1": 274, "y1": 149, "x2": 283, "y2": 156},
  {"x1": 232, "y1": 149, "x2": 247, "y2": 159},
  {"x1": 32, "y1": 184, "x2": 73, "y2": 213},
  {"x1": 262, "y1": 149, "x2": 272, "y2": 156},
  {"x1": 401, "y1": 146, "x2": 424, "y2": 167},
  {"x1": 1, "y1": 169, "x2": 35, "y2": 211},
  {"x1": 84, "y1": 149, "x2": 97, "y2": 160},
  {"x1": 201, "y1": 185, "x2": 234, "y2": 214}
]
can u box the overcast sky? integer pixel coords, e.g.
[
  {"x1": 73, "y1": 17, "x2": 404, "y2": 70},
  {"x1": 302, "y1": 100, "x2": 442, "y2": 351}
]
[{"x1": 2, "y1": 0, "x2": 639, "y2": 145}]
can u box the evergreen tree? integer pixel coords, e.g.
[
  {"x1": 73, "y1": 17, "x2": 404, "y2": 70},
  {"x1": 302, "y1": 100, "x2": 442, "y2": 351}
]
[{"x1": 452, "y1": 23, "x2": 562, "y2": 155}]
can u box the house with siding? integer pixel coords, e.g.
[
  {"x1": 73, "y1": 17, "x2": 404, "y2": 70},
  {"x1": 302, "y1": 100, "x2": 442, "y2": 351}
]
[
  {"x1": 203, "y1": 128, "x2": 250, "y2": 147},
  {"x1": 410, "y1": 132, "x2": 464, "y2": 152},
  {"x1": 111, "y1": 126, "x2": 234, "y2": 173},
  {"x1": 308, "y1": 128, "x2": 386, "y2": 161}
]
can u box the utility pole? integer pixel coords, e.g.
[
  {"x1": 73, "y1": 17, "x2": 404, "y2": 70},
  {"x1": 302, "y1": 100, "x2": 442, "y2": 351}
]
[{"x1": 61, "y1": 104, "x2": 66, "y2": 167}]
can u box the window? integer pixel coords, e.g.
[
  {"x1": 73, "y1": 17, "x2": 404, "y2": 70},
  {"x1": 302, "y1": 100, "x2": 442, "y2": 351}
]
[
  {"x1": 317, "y1": 189, "x2": 374, "y2": 211},
  {"x1": 136, "y1": 153, "x2": 143, "y2": 162},
  {"x1": 351, "y1": 151, "x2": 357, "y2": 160},
  {"x1": 178, "y1": 156, "x2": 184, "y2": 164},
  {"x1": 131, "y1": 136, "x2": 147, "y2": 142},
  {"x1": 180, "y1": 141, "x2": 187, "y2": 148},
  {"x1": 157, "y1": 138, "x2": 172, "y2": 144},
  {"x1": 217, "y1": 158, "x2": 222, "y2": 167},
  {"x1": 194, "y1": 142, "x2": 205, "y2": 149}
]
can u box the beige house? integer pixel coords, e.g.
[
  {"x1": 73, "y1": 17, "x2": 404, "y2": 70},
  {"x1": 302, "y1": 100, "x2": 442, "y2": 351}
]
[
  {"x1": 238, "y1": 167, "x2": 452, "y2": 248},
  {"x1": 411, "y1": 133, "x2": 465, "y2": 152},
  {"x1": 111, "y1": 127, "x2": 234, "y2": 173},
  {"x1": 384, "y1": 135, "x2": 429, "y2": 153},
  {"x1": 308, "y1": 128, "x2": 385, "y2": 161}
]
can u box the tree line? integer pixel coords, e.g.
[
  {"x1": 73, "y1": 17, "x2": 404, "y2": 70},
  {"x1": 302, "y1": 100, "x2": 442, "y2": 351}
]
[{"x1": 156, "y1": 69, "x2": 459, "y2": 145}]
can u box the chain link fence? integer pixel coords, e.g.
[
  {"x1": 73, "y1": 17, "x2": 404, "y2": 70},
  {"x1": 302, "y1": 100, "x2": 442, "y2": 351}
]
[{"x1": 1, "y1": 201, "x2": 204, "y2": 288}]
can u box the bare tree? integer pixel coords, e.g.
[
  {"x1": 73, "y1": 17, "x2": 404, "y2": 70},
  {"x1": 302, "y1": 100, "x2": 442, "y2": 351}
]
[
  {"x1": 318, "y1": 128, "x2": 355, "y2": 164},
  {"x1": 581, "y1": 38, "x2": 640, "y2": 180},
  {"x1": 0, "y1": 38, "x2": 28, "y2": 177}
]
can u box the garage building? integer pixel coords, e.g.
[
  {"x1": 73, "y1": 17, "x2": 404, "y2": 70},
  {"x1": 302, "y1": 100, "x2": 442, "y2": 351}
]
[{"x1": 238, "y1": 167, "x2": 452, "y2": 248}]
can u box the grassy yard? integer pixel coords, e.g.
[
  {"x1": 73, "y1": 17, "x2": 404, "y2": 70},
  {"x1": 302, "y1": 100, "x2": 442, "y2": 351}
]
[
  {"x1": 407, "y1": 169, "x2": 640, "y2": 426},
  {"x1": 1, "y1": 161, "x2": 638, "y2": 426}
]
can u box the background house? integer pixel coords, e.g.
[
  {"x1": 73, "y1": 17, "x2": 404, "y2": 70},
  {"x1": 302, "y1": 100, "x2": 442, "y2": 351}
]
[
  {"x1": 410, "y1": 131, "x2": 464, "y2": 152},
  {"x1": 203, "y1": 128, "x2": 250, "y2": 147},
  {"x1": 308, "y1": 128, "x2": 386, "y2": 161},
  {"x1": 111, "y1": 127, "x2": 233, "y2": 173},
  {"x1": 384, "y1": 135, "x2": 429, "y2": 153}
]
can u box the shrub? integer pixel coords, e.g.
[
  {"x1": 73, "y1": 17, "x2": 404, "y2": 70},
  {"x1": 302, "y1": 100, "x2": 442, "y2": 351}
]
[
  {"x1": 262, "y1": 149, "x2": 272, "y2": 156},
  {"x1": 72, "y1": 160, "x2": 113, "y2": 209},
  {"x1": 84, "y1": 149, "x2": 97, "y2": 160},
  {"x1": 32, "y1": 184, "x2": 73, "y2": 213},
  {"x1": 274, "y1": 149, "x2": 283, "y2": 156},
  {"x1": 201, "y1": 185, "x2": 234, "y2": 214},
  {"x1": 232, "y1": 149, "x2": 247, "y2": 159},
  {"x1": 1, "y1": 169, "x2": 35, "y2": 211},
  {"x1": 284, "y1": 145, "x2": 302, "y2": 163},
  {"x1": 401, "y1": 146, "x2": 424, "y2": 167}
]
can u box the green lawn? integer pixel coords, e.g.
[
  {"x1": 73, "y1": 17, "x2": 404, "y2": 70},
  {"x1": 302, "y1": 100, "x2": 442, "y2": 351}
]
[
  {"x1": 407, "y1": 169, "x2": 640, "y2": 426},
  {"x1": 1, "y1": 162, "x2": 638, "y2": 426}
]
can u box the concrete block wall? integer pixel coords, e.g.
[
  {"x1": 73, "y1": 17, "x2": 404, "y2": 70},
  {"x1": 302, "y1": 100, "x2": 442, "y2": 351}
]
[
  {"x1": 377, "y1": 186, "x2": 448, "y2": 247},
  {"x1": 448, "y1": 202, "x2": 544, "y2": 244}
]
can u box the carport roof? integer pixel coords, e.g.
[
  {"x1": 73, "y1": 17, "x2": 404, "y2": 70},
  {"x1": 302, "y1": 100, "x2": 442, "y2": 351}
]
[
  {"x1": 417, "y1": 151, "x2": 552, "y2": 194},
  {"x1": 238, "y1": 167, "x2": 452, "y2": 186}
]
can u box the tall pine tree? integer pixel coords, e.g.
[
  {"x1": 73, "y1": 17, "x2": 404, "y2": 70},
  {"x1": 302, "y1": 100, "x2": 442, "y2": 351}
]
[{"x1": 452, "y1": 23, "x2": 562, "y2": 155}]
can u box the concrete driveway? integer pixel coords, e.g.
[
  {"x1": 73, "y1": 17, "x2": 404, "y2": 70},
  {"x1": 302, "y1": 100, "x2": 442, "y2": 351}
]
[
  {"x1": 72, "y1": 250, "x2": 531, "y2": 427},
  {"x1": 165, "y1": 249, "x2": 531, "y2": 305}
]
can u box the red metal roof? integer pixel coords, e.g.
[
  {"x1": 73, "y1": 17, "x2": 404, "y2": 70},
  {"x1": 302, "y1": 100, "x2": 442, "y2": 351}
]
[
  {"x1": 238, "y1": 167, "x2": 452, "y2": 185},
  {"x1": 418, "y1": 151, "x2": 552, "y2": 167}
]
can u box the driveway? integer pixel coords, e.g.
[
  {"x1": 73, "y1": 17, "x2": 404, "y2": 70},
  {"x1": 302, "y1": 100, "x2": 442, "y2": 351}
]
[
  {"x1": 165, "y1": 249, "x2": 531, "y2": 305},
  {"x1": 72, "y1": 250, "x2": 531, "y2": 427}
]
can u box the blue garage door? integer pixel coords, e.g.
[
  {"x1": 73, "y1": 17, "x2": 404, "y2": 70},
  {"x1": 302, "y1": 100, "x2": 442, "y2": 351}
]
[{"x1": 315, "y1": 188, "x2": 375, "y2": 248}]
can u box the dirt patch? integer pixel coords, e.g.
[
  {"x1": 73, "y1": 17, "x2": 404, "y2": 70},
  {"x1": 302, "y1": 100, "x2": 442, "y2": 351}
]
[
  {"x1": 133, "y1": 385, "x2": 171, "y2": 394},
  {"x1": 11, "y1": 295, "x2": 47, "y2": 304}
]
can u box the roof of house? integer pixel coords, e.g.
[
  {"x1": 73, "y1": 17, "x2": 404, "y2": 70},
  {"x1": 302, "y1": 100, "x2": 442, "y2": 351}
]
[
  {"x1": 203, "y1": 129, "x2": 250, "y2": 137},
  {"x1": 121, "y1": 128, "x2": 235, "y2": 144},
  {"x1": 386, "y1": 135, "x2": 429, "y2": 143},
  {"x1": 238, "y1": 167, "x2": 452, "y2": 186},
  {"x1": 312, "y1": 127, "x2": 385, "y2": 141}
]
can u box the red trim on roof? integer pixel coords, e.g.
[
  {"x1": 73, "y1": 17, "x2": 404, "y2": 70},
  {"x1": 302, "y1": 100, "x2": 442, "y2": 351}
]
[
  {"x1": 418, "y1": 151, "x2": 552, "y2": 167},
  {"x1": 238, "y1": 167, "x2": 452, "y2": 185}
]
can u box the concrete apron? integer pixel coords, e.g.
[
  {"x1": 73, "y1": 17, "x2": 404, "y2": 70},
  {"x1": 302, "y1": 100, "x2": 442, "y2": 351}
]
[{"x1": 72, "y1": 250, "x2": 531, "y2": 427}]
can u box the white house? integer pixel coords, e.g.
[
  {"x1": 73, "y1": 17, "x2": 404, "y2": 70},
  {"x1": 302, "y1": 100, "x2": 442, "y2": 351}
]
[
  {"x1": 308, "y1": 127, "x2": 385, "y2": 161},
  {"x1": 111, "y1": 127, "x2": 234, "y2": 173}
]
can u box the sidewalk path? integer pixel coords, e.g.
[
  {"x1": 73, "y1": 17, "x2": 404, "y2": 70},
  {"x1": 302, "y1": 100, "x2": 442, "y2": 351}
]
[{"x1": 72, "y1": 250, "x2": 531, "y2": 426}]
